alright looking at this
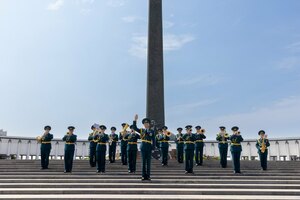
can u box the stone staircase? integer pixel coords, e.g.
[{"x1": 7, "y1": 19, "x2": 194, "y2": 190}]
[{"x1": 0, "y1": 159, "x2": 300, "y2": 199}]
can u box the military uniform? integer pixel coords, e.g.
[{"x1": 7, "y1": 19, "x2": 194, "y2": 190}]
[
  {"x1": 119, "y1": 123, "x2": 128, "y2": 165},
  {"x1": 229, "y1": 126, "x2": 244, "y2": 174},
  {"x1": 256, "y1": 130, "x2": 270, "y2": 170},
  {"x1": 88, "y1": 124, "x2": 99, "y2": 167},
  {"x1": 216, "y1": 126, "x2": 229, "y2": 168},
  {"x1": 125, "y1": 127, "x2": 140, "y2": 173},
  {"x1": 94, "y1": 125, "x2": 109, "y2": 173},
  {"x1": 195, "y1": 126, "x2": 206, "y2": 166},
  {"x1": 183, "y1": 125, "x2": 197, "y2": 174},
  {"x1": 62, "y1": 126, "x2": 77, "y2": 173},
  {"x1": 132, "y1": 117, "x2": 156, "y2": 181},
  {"x1": 159, "y1": 127, "x2": 170, "y2": 166},
  {"x1": 175, "y1": 128, "x2": 184, "y2": 163},
  {"x1": 109, "y1": 127, "x2": 118, "y2": 163},
  {"x1": 40, "y1": 126, "x2": 53, "y2": 169}
]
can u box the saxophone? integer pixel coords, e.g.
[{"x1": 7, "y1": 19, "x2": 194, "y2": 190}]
[{"x1": 261, "y1": 137, "x2": 266, "y2": 153}]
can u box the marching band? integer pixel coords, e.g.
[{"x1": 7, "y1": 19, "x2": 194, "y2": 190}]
[{"x1": 37, "y1": 115, "x2": 271, "y2": 181}]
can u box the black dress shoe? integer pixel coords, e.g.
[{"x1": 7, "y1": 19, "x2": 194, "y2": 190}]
[
  {"x1": 141, "y1": 177, "x2": 146, "y2": 181},
  {"x1": 96, "y1": 170, "x2": 100, "y2": 173},
  {"x1": 185, "y1": 171, "x2": 188, "y2": 174}
]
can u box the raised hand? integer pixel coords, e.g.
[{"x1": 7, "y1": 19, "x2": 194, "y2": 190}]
[{"x1": 134, "y1": 114, "x2": 138, "y2": 121}]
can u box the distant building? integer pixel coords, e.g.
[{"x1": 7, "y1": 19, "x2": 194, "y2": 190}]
[{"x1": 0, "y1": 129, "x2": 7, "y2": 136}]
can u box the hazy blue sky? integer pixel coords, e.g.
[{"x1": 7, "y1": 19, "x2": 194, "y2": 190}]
[{"x1": 1, "y1": 0, "x2": 300, "y2": 139}]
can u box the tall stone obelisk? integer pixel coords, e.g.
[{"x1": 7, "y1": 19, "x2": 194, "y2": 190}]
[{"x1": 146, "y1": 0, "x2": 165, "y2": 128}]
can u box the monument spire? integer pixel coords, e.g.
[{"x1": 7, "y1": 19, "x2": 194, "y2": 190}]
[{"x1": 146, "y1": 0, "x2": 165, "y2": 128}]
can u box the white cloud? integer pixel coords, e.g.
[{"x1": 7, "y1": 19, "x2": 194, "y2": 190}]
[
  {"x1": 129, "y1": 36, "x2": 147, "y2": 59},
  {"x1": 129, "y1": 34, "x2": 195, "y2": 59},
  {"x1": 121, "y1": 16, "x2": 141, "y2": 23},
  {"x1": 286, "y1": 41, "x2": 300, "y2": 52},
  {"x1": 80, "y1": 8, "x2": 92, "y2": 15},
  {"x1": 172, "y1": 74, "x2": 223, "y2": 87},
  {"x1": 277, "y1": 56, "x2": 300, "y2": 70},
  {"x1": 107, "y1": 0, "x2": 126, "y2": 7},
  {"x1": 47, "y1": 0, "x2": 64, "y2": 11},
  {"x1": 172, "y1": 99, "x2": 219, "y2": 111},
  {"x1": 205, "y1": 96, "x2": 300, "y2": 137},
  {"x1": 81, "y1": 0, "x2": 94, "y2": 4},
  {"x1": 164, "y1": 34, "x2": 195, "y2": 51},
  {"x1": 164, "y1": 20, "x2": 174, "y2": 29}
]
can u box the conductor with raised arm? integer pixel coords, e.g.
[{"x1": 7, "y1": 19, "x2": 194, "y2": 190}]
[{"x1": 132, "y1": 114, "x2": 156, "y2": 181}]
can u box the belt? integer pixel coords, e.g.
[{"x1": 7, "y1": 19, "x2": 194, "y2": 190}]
[
  {"x1": 98, "y1": 142, "x2": 107, "y2": 145},
  {"x1": 92, "y1": 140, "x2": 98, "y2": 143},
  {"x1": 122, "y1": 139, "x2": 128, "y2": 141},
  {"x1": 219, "y1": 141, "x2": 228, "y2": 144},
  {"x1": 128, "y1": 142, "x2": 138, "y2": 145},
  {"x1": 66, "y1": 142, "x2": 74, "y2": 145},
  {"x1": 161, "y1": 140, "x2": 169, "y2": 143},
  {"x1": 231, "y1": 143, "x2": 241, "y2": 146},
  {"x1": 195, "y1": 140, "x2": 203, "y2": 143},
  {"x1": 42, "y1": 142, "x2": 51, "y2": 144},
  {"x1": 184, "y1": 141, "x2": 195, "y2": 144},
  {"x1": 141, "y1": 140, "x2": 152, "y2": 144},
  {"x1": 177, "y1": 141, "x2": 184, "y2": 143}
]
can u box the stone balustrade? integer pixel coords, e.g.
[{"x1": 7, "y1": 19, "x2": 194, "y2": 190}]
[{"x1": 0, "y1": 136, "x2": 299, "y2": 161}]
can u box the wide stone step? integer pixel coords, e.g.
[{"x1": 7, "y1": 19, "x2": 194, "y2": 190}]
[
  {"x1": 0, "y1": 160, "x2": 299, "y2": 199},
  {"x1": 1, "y1": 178, "x2": 300, "y2": 184},
  {"x1": 0, "y1": 194, "x2": 299, "y2": 200},
  {"x1": 0, "y1": 188, "x2": 300, "y2": 195},
  {"x1": 1, "y1": 175, "x2": 300, "y2": 180},
  {"x1": 0, "y1": 183, "x2": 300, "y2": 189}
]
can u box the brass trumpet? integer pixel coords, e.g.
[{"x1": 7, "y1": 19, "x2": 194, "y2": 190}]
[
  {"x1": 166, "y1": 131, "x2": 172, "y2": 137},
  {"x1": 199, "y1": 129, "x2": 205, "y2": 134}
]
